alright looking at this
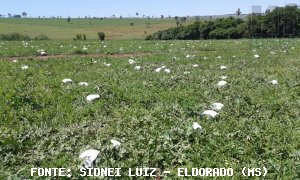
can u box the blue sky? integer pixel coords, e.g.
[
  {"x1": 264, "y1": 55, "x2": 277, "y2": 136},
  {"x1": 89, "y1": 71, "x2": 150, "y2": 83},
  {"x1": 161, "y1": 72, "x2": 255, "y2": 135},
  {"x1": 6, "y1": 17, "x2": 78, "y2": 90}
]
[{"x1": 0, "y1": 0, "x2": 297, "y2": 18}]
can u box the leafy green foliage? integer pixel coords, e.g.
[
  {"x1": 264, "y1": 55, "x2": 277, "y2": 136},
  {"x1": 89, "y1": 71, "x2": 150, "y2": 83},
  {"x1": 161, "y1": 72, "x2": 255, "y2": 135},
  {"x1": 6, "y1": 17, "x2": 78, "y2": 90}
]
[
  {"x1": 146, "y1": 22, "x2": 201, "y2": 40},
  {"x1": 97, "y1": 32, "x2": 105, "y2": 41},
  {"x1": 73, "y1": 34, "x2": 87, "y2": 41},
  {"x1": 209, "y1": 28, "x2": 229, "y2": 39},
  {"x1": 147, "y1": 5, "x2": 300, "y2": 40},
  {"x1": 0, "y1": 39, "x2": 299, "y2": 179},
  {"x1": 73, "y1": 49, "x2": 88, "y2": 55},
  {"x1": 147, "y1": 17, "x2": 246, "y2": 40},
  {"x1": 247, "y1": 5, "x2": 300, "y2": 38},
  {"x1": 0, "y1": 33, "x2": 51, "y2": 41},
  {"x1": 33, "y1": 34, "x2": 51, "y2": 41}
]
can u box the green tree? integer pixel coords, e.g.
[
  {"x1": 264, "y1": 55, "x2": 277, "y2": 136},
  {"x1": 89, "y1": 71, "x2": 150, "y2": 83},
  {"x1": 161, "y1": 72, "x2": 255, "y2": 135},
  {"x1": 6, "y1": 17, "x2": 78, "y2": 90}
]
[
  {"x1": 200, "y1": 21, "x2": 216, "y2": 39},
  {"x1": 146, "y1": 5, "x2": 300, "y2": 40},
  {"x1": 22, "y1": 12, "x2": 27, "y2": 18},
  {"x1": 246, "y1": 5, "x2": 300, "y2": 38},
  {"x1": 209, "y1": 28, "x2": 229, "y2": 39},
  {"x1": 97, "y1": 32, "x2": 105, "y2": 40},
  {"x1": 180, "y1": 17, "x2": 187, "y2": 23},
  {"x1": 236, "y1": 8, "x2": 241, "y2": 16}
]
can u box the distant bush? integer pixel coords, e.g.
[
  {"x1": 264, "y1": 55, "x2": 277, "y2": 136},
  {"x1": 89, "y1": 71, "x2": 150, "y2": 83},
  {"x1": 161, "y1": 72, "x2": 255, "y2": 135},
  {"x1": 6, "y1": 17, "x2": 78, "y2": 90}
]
[
  {"x1": 0, "y1": 33, "x2": 51, "y2": 41},
  {"x1": 73, "y1": 34, "x2": 87, "y2": 41},
  {"x1": 97, "y1": 32, "x2": 105, "y2": 41},
  {"x1": 33, "y1": 34, "x2": 51, "y2": 40},
  {"x1": 13, "y1": 15, "x2": 21, "y2": 18},
  {"x1": 0, "y1": 32, "x2": 30, "y2": 41}
]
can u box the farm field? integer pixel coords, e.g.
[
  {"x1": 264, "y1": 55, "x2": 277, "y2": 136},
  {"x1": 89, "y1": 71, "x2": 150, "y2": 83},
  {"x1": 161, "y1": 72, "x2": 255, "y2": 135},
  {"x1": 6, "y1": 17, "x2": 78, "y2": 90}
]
[
  {"x1": 0, "y1": 39, "x2": 300, "y2": 179},
  {"x1": 0, "y1": 18, "x2": 187, "y2": 40}
]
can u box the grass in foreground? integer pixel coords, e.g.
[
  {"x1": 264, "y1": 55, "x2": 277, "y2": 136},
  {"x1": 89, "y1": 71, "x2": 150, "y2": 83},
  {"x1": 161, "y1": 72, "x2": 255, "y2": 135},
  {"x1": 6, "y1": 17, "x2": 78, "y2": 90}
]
[{"x1": 0, "y1": 39, "x2": 299, "y2": 179}]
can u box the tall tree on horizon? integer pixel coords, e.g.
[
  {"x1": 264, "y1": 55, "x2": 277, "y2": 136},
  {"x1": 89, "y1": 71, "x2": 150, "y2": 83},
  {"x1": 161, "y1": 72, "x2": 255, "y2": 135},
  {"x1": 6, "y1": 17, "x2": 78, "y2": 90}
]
[
  {"x1": 22, "y1": 12, "x2": 27, "y2": 18},
  {"x1": 236, "y1": 8, "x2": 241, "y2": 16}
]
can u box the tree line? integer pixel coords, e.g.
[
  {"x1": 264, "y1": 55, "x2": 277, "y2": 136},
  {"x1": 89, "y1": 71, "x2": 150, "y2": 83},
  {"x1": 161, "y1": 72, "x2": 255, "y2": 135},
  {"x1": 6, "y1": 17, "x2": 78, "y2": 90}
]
[{"x1": 146, "y1": 5, "x2": 300, "y2": 40}]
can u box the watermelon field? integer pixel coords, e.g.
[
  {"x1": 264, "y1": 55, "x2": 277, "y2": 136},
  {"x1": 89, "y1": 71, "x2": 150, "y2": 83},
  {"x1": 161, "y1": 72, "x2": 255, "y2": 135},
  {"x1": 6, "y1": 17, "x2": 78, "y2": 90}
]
[{"x1": 0, "y1": 39, "x2": 299, "y2": 179}]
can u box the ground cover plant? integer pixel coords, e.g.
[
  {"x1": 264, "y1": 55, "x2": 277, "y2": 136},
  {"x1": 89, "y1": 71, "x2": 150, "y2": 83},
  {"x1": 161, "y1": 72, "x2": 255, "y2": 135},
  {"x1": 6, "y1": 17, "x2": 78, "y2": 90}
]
[{"x1": 0, "y1": 38, "x2": 299, "y2": 179}]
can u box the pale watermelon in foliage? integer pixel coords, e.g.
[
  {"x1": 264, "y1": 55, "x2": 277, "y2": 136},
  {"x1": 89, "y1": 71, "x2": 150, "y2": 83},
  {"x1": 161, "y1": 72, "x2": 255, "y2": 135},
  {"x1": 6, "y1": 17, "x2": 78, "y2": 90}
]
[{"x1": 0, "y1": 39, "x2": 299, "y2": 179}]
